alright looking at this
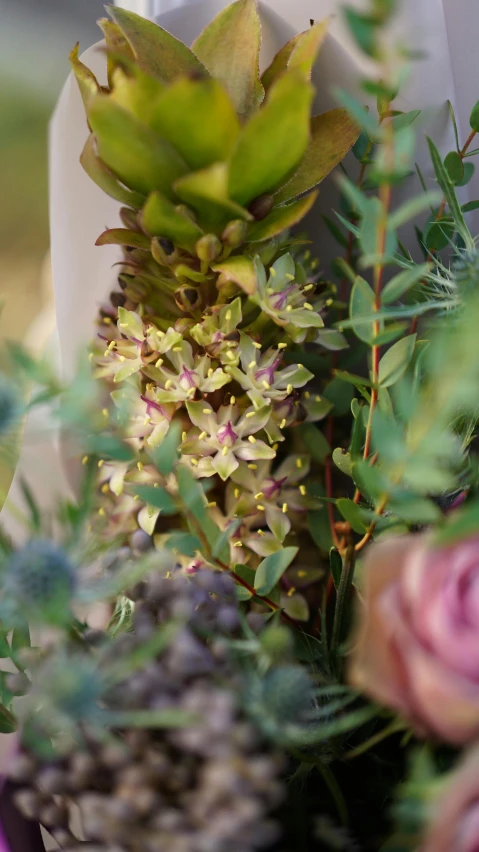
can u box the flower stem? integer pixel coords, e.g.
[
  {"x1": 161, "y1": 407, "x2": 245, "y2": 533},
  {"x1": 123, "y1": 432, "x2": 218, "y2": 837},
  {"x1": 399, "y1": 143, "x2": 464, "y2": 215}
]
[{"x1": 331, "y1": 539, "x2": 356, "y2": 656}]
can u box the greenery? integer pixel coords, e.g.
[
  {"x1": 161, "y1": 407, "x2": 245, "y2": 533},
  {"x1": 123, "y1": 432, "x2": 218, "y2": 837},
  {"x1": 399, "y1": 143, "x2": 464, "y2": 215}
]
[{"x1": 2, "y1": 0, "x2": 479, "y2": 848}]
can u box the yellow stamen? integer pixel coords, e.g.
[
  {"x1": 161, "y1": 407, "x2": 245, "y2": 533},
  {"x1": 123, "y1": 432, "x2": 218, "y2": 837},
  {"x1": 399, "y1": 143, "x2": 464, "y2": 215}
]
[
  {"x1": 227, "y1": 351, "x2": 235, "y2": 361},
  {"x1": 225, "y1": 310, "x2": 232, "y2": 321},
  {"x1": 285, "y1": 273, "x2": 295, "y2": 281},
  {"x1": 287, "y1": 384, "x2": 293, "y2": 394},
  {"x1": 234, "y1": 488, "x2": 240, "y2": 498},
  {"x1": 98, "y1": 507, "x2": 106, "y2": 517},
  {"x1": 303, "y1": 303, "x2": 313, "y2": 311},
  {"x1": 262, "y1": 380, "x2": 270, "y2": 390},
  {"x1": 286, "y1": 305, "x2": 293, "y2": 312},
  {"x1": 173, "y1": 345, "x2": 182, "y2": 352},
  {"x1": 153, "y1": 482, "x2": 159, "y2": 488},
  {"x1": 101, "y1": 483, "x2": 109, "y2": 494},
  {"x1": 89, "y1": 352, "x2": 94, "y2": 362},
  {"x1": 103, "y1": 350, "x2": 110, "y2": 358},
  {"x1": 187, "y1": 388, "x2": 196, "y2": 398},
  {"x1": 282, "y1": 503, "x2": 288, "y2": 514},
  {"x1": 287, "y1": 586, "x2": 296, "y2": 598},
  {"x1": 248, "y1": 435, "x2": 256, "y2": 444},
  {"x1": 102, "y1": 408, "x2": 109, "y2": 417},
  {"x1": 298, "y1": 570, "x2": 307, "y2": 578},
  {"x1": 315, "y1": 395, "x2": 321, "y2": 402},
  {"x1": 207, "y1": 501, "x2": 217, "y2": 508},
  {"x1": 103, "y1": 317, "x2": 112, "y2": 324},
  {"x1": 203, "y1": 408, "x2": 210, "y2": 414},
  {"x1": 164, "y1": 379, "x2": 172, "y2": 389},
  {"x1": 278, "y1": 342, "x2": 287, "y2": 349},
  {"x1": 280, "y1": 418, "x2": 287, "y2": 429},
  {"x1": 182, "y1": 431, "x2": 187, "y2": 442},
  {"x1": 222, "y1": 446, "x2": 228, "y2": 456},
  {"x1": 258, "y1": 529, "x2": 265, "y2": 536},
  {"x1": 199, "y1": 431, "x2": 207, "y2": 440},
  {"x1": 246, "y1": 411, "x2": 255, "y2": 418},
  {"x1": 98, "y1": 459, "x2": 104, "y2": 468},
  {"x1": 326, "y1": 298, "x2": 333, "y2": 307},
  {"x1": 230, "y1": 396, "x2": 236, "y2": 405},
  {"x1": 272, "y1": 444, "x2": 279, "y2": 452},
  {"x1": 303, "y1": 284, "x2": 314, "y2": 292},
  {"x1": 270, "y1": 268, "x2": 277, "y2": 278},
  {"x1": 248, "y1": 463, "x2": 257, "y2": 470},
  {"x1": 253, "y1": 341, "x2": 261, "y2": 349},
  {"x1": 208, "y1": 368, "x2": 214, "y2": 376},
  {"x1": 155, "y1": 358, "x2": 164, "y2": 367},
  {"x1": 257, "y1": 504, "x2": 265, "y2": 511},
  {"x1": 304, "y1": 391, "x2": 311, "y2": 399},
  {"x1": 297, "y1": 364, "x2": 304, "y2": 369},
  {"x1": 254, "y1": 492, "x2": 264, "y2": 500},
  {"x1": 248, "y1": 360, "x2": 256, "y2": 370},
  {"x1": 137, "y1": 462, "x2": 144, "y2": 471},
  {"x1": 118, "y1": 356, "x2": 126, "y2": 362},
  {"x1": 266, "y1": 287, "x2": 275, "y2": 295},
  {"x1": 299, "y1": 485, "x2": 307, "y2": 496},
  {"x1": 82, "y1": 456, "x2": 88, "y2": 465},
  {"x1": 233, "y1": 541, "x2": 243, "y2": 548},
  {"x1": 191, "y1": 458, "x2": 199, "y2": 466},
  {"x1": 296, "y1": 458, "x2": 303, "y2": 469}
]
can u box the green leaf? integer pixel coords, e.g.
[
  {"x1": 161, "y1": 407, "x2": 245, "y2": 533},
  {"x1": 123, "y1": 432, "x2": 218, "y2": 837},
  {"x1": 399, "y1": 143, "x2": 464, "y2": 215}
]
[
  {"x1": 254, "y1": 547, "x2": 299, "y2": 596},
  {"x1": 286, "y1": 19, "x2": 329, "y2": 78},
  {"x1": 388, "y1": 192, "x2": 441, "y2": 230},
  {"x1": 336, "y1": 498, "x2": 368, "y2": 534},
  {"x1": 70, "y1": 43, "x2": 100, "y2": 109},
  {"x1": 448, "y1": 100, "x2": 460, "y2": 151},
  {"x1": 381, "y1": 264, "x2": 429, "y2": 304},
  {"x1": 333, "y1": 89, "x2": 378, "y2": 136},
  {"x1": 246, "y1": 192, "x2": 318, "y2": 242},
  {"x1": 378, "y1": 334, "x2": 416, "y2": 388},
  {"x1": 80, "y1": 134, "x2": 145, "y2": 209},
  {"x1": 19, "y1": 477, "x2": 41, "y2": 532},
  {"x1": 434, "y1": 501, "x2": 479, "y2": 545},
  {"x1": 321, "y1": 215, "x2": 348, "y2": 248},
  {"x1": 275, "y1": 110, "x2": 359, "y2": 204},
  {"x1": 212, "y1": 255, "x2": 257, "y2": 295},
  {"x1": 151, "y1": 77, "x2": 241, "y2": 170},
  {"x1": 85, "y1": 434, "x2": 134, "y2": 462},
  {"x1": 192, "y1": 0, "x2": 263, "y2": 119},
  {"x1": 177, "y1": 467, "x2": 227, "y2": 561},
  {"x1": 11, "y1": 623, "x2": 30, "y2": 654},
  {"x1": 372, "y1": 323, "x2": 408, "y2": 345},
  {"x1": 350, "y1": 276, "x2": 375, "y2": 344},
  {"x1": 95, "y1": 228, "x2": 151, "y2": 250},
  {"x1": 165, "y1": 532, "x2": 201, "y2": 557},
  {"x1": 229, "y1": 71, "x2": 314, "y2": 205},
  {"x1": 457, "y1": 162, "x2": 475, "y2": 187},
  {"x1": 333, "y1": 370, "x2": 372, "y2": 390},
  {"x1": 470, "y1": 101, "x2": 479, "y2": 132},
  {"x1": 315, "y1": 329, "x2": 349, "y2": 351},
  {"x1": 88, "y1": 96, "x2": 187, "y2": 198},
  {"x1": 423, "y1": 217, "x2": 455, "y2": 251},
  {"x1": 427, "y1": 136, "x2": 473, "y2": 248},
  {"x1": 174, "y1": 162, "x2": 251, "y2": 230},
  {"x1": 0, "y1": 705, "x2": 16, "y2": 734},
  {"x1": 141, "y1": 191, "x2": 203, "y2": 250},
  {"x1": 148, "y1": 421, "x2": 181, "y2": 476},
  {"x1": 391, "y1": 109, "x2": 421, "y2": 131},
  {"x1": 332, "y1": 448, "x2": 353, "y2": 477},
  {"x1": 322, "y1": 378, "x2": 355, "y2": 416},
  {"x1": 234, "y1": 563, "x2": 255, "y2": 600},
  {"x1": 388, "y1": 494, "x2": 441, "y2": 524},
  {"x1": 444, "y1": 150, "x2": 464, "y2": 185},
  {"x1": 133, "y1": 485, "x2": 177, "y2": 514},
  {"x1": 108, "y1": 6, "x2": 206, "y2": 82},
  {"x1": 338, "y1": 299, "x2": 455, "y2": 329},
  {"x1": 299, "y1": 423, "x2": 330, "y2": 463},
  {"x1": 329, "y1": 548, "x2": 342, "y2": 590},
  {"x1": 343, "y1": 8, "x2": 377, "y2": 57},
  {"x1": 462, "y1": 200, "x2": 479, "y2": 213}
]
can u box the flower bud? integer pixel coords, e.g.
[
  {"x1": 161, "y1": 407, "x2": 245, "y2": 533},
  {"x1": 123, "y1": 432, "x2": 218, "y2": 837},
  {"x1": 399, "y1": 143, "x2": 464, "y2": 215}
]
[
  {"x1": 151, "y1": 237, "x2": 178, "y2": 266},
  {"x1": 174, "y1": 286, "x2": 202, "y2": 312},
  {"x1": 248, "y1": 194, "x2": 274, "y2": 221},
  {"x1": 110, "y1": 291, "x2": 126, "y2": 309},
  {"x1": 222, "y1": 219, "x2": 248, "y2": 248},
  {"x1": 119, "y1": 207, "x2": 140, "y2": 231},
  {"x1": 216, "y1": 273, "x2": 239, "y2": 299},
  {"x1": 195, "y1": 233, "x2": 222, "y2": 262},
  {"x1": 123, "y1": 278, "x2": 150, "y2": 303}
]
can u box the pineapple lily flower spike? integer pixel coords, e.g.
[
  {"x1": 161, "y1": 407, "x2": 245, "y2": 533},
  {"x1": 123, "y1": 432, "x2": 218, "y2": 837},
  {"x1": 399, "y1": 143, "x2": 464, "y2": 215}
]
[{"x1": 71, "y1": 0, "x2": 358, "y2": 591}]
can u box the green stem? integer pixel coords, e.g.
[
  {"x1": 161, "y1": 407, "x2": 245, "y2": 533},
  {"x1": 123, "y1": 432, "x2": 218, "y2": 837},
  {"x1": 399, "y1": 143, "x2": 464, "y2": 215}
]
[
  {"x1": 344, "y1": 718, "x2": 406, "y2": 760},
  {"x1": 331, "y1": 540, "x2": 356, "y2": 657},
  {"x1": 316, "y1": 760, "x2": 349, "y2": 826}
]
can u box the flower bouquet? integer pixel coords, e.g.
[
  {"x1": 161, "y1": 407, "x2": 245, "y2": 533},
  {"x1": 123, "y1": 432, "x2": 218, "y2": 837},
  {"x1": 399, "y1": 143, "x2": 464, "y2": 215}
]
[{"x1": 1, "y1": 0, "x2": 479, "y2": 849}]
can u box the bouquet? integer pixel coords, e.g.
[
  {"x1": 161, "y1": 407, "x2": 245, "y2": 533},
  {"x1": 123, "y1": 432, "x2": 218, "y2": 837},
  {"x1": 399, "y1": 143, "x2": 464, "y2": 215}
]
[{"x1": 1, "y1": 0, "x2": 479, "y2": 849}]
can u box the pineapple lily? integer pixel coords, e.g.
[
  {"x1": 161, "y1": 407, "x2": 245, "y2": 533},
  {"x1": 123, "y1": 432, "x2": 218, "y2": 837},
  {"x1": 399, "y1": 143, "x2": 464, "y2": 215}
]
[{"x1": 73, "y1": 0, "x2": 358, "y2": 606}]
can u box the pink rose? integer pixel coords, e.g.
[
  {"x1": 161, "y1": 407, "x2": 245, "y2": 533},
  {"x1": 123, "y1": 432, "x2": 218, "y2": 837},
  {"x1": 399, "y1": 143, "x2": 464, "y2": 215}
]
[
  {"x1": 421, "y1": 745, "x2": 479, "y2": 852},
  {"x1": 348, "y1": 534, "x2": 479, "y2": 744}
]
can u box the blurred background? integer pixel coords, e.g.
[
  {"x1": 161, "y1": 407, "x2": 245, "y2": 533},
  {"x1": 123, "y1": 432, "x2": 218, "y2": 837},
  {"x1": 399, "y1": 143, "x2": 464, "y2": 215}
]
[{"x1": 0, "y1": 0, "x2": 107, "y2": 344}]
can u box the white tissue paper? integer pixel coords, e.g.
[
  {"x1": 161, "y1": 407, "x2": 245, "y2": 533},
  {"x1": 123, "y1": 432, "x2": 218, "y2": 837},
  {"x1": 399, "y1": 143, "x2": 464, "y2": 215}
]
[{"x1": 6, "y1": 0, "x2": 479, "y2": 529}]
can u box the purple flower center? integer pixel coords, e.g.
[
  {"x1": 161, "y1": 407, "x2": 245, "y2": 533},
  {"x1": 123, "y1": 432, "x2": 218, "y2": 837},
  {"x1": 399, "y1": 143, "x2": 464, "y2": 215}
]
[
  {"x1": 141, "y1": 394, "x2": 168, "y2": 418},
  {"x1": 178, "y1": 367, "x2": 198, "y2": 389},
  {"x1": 217, "y1": 420, "x2": 238, "y2": 446},
  {"x1": 255, "y1": 357, "x2": 281, "y2": 386},
  {"x1": 269, "y1": 285, "x2": 297, "y2": 311},
  {"x1": 263, "y1": 476, "x2": 287, "y2": 500}
]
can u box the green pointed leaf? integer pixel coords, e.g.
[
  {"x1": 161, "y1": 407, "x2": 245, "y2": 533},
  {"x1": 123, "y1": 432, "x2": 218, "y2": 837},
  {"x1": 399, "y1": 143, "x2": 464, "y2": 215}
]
[
  {"x1": 212, "y1": 255, "x2": 257, "y2": 295},
  {"x1": 470, "y1": 100, "x2": 479, "y2": 132},
  {"x1": 254, "y1": 546, "x2": 299, "y2": 596},
  {"x1": 133, "y1": 485, "x2": 178, "y2": 514},
  {"x1": 332, "y1": 448, "x2": 353, "y2": 477},
  {"x1": 329, "y1": 548, "x2": 342, "y2": 590},
  {"x1": 275, "y1": 110, "x2": 359, "y2": 204},
  {"x1": 108, "y1": 65, "x2": 164, "y2": 125},
  {"x1": 427, "y1": 136, "x2": 473, "y2": 248},
  {"x1": 80, "y1": 135, "x2": 145, "y2": 209},
  {"x1": 423, "y1": 217, "x2": 455, "y2": 251},
  {"x1": 349, "y1": 276, "x2": 375, "y2": 344},
  {"x1": 457, "y1": 162, "x2": 475, "y2": 187},
  {"x1": 262, "y1": 20, "x2": 328, "y2": 92},
  {"x1": 174, "y1": 163, "x2": 251, "y2": 230},
  {"x1": 247, "y1": 191, "x2": 318, "y2": 242},
  {"x1": 378, "y1": 334, "x2": 416, "y2": 388},
  {"x1": 141, "y1": 191, "x2": 204, "y2": 250},
  {"x1": 229, "y1": 71, "x2": 314, "y2": 205},
  {"x1": 88, "y1": 96, "x2": 188, "y2": 198},
  {"x1": 151, "y1": 78, "x2": 241, "y2": 171},
  {"x1": 344, "y1": 7, "x2": 378, "y2": 57},
  {"x1": 108, "y1": 5, "x2": 206, "y2": 82},
  {"x1": 336, "y1": 498, "x2": 368, "y2": 534},
  {"x1": 95, "y1": 228, "x2": 151, "y2": 250},
  {"x1": 70, "y1": 43, "x2": 100, "y2": 108},
  {"x1": 192, "y1": 0, "x2": 263, "y2": 119},
  {"x1": 381, "y1": 263, "x2": 429, "y2": 304},
  {"x1": 97, "y1": 17, "x2": 136, "y2": 87},
  {"x1": 387, "y1": 191, "x2": 441, "y2": 230}
]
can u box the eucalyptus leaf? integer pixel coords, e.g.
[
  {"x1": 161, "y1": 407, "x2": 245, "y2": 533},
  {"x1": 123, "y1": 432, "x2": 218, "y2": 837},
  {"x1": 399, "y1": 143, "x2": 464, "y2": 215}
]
[
  {"x1": 378, "y1": 335, "x2": 416, "y2": 388},
  {"x1": 336, "y1": 498, "x2": 368, "y2": 533},
  {"x1": 332, "y1": 448, "x2": 353, "y2": 477},
  {"x1": 381, "y1": 264, "x2": 429, "y2": 305},
  {"x1": 254, "y1": 547, "x2": 299, "y2": 596}
]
